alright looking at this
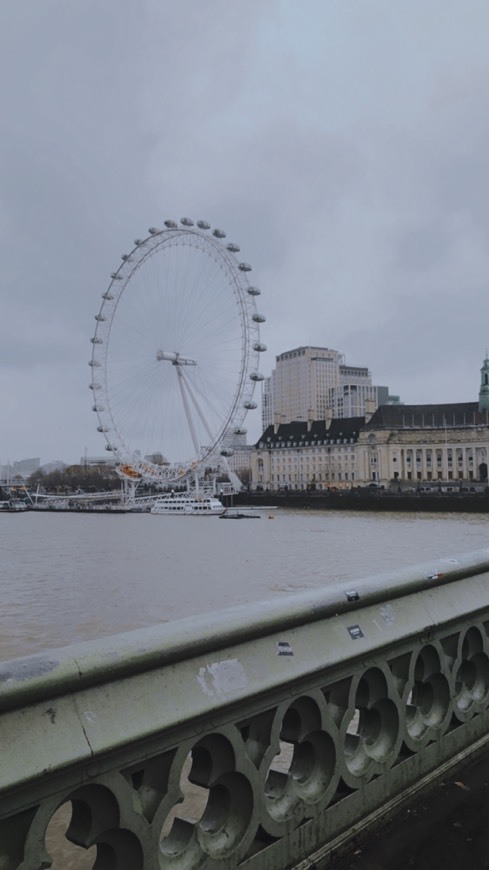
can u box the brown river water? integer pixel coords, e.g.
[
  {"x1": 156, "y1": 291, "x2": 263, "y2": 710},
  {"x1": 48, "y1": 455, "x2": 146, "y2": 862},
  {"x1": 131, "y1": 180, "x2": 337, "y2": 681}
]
[{"x1": 1, "y1": 507, "x2": 487, "y2": 660}]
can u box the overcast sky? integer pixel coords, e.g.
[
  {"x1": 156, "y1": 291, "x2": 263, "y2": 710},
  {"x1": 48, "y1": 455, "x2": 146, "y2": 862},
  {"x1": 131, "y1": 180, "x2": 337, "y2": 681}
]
[{"x1": 2, "y1": 0, "x2": 489, "y2": 465}]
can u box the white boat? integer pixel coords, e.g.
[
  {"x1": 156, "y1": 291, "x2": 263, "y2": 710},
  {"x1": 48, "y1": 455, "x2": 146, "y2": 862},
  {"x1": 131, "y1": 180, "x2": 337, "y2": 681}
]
[{"x1": 150, "y1": 493, "x2": 224, "y2": 516}]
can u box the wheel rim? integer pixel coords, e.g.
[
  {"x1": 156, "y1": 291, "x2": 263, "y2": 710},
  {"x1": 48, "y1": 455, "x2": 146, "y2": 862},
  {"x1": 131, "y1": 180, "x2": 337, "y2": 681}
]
[{"x1": 90, "y1": 223, "x2": 265, "y2": 482}]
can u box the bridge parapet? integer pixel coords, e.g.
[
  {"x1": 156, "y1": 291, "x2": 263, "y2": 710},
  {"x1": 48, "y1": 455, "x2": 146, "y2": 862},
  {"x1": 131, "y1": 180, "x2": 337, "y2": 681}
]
[{"x1": 3, "y1": 549, "x2": 489, "y2": 869}]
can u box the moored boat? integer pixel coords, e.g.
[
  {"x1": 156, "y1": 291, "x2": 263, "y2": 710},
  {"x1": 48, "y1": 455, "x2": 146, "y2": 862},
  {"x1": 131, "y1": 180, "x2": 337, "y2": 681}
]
[
  {"x1": 0, "y1": 499, "x2": 28, "y2": 513},
  {"x1": 220, "y1": 509, "x2": 260, "y2": 519},
  {"x1": 150, "y1": 493, "x2": 224, "y2": 516}
]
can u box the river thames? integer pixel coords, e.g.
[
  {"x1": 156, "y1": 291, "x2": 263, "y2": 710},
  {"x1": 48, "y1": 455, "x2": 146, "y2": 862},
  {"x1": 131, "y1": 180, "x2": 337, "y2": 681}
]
[{"x1": 1, "y1": 507, "x2": 488, "y2": 660}]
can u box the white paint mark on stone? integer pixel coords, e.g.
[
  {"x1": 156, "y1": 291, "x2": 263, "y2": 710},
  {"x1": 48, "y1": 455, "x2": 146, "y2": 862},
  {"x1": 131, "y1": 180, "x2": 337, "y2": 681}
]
[
  {"x1": 381, "y1": 604, "x2": 395, "y2": 625},
  {"x1": 197, "y1": 658, "x2": 248, "y2": 697}
]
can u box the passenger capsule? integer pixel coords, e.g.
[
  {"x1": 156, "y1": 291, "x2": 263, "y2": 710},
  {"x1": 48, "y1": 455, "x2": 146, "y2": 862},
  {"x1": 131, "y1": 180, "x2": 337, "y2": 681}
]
[
  {"x1": 234, "y1": 427, "x2": 247, "y2": 435},
  {"x1": 253, "y1": 342, "x2": 267, "y2": 352},
  {"x1": 110, "y1": 272, "x2": 123, "y2": 280},
  {"x1": 95, "y1": 314, "x2": 106, "y2": 321},
  {"x1": 89, "y1": 383, "x2": 101, "y2": 390},
  {"x1": 249, "y1": 372, "x2": 265, "y2": 382},
  {"x1": 88, "y1": 360, "x2": 101, "y2": 367},
  {"x1": 220, "y1": 448, "x2": 234, "y2": 456},
  {"x1": 180, "y1": 217, "x2": 194, "y2": 226},
  {"x1": 247, "y1": 286, "x2": 261, "y2": 296},
  {"x1": 134, "y1": 239, "x2": 143, "y2": 246},
  {"x1": 197, "y1": 220, "x2": 210, "y2": 229},
  {"x1": 239, "y1": 262, "x2": 252, "y2": 271},
  {"x1": 252, "y1": 313, "x2": 266, "y2": 323},
  {"x1": 104, "y1": 444, "x2": 114, "y2": 451},
  {"x1": 97, "y1": 425, "x2": 110, "y2": 432},
  {"x1": 121, "y1": 254, "x2": 132, "y2": 261},
  {"x1": 102, "y1": 292, "x2": 113, "y2": 300},
  {"x1": 92, "y1": 404, "x2": 104, "y2": 412},
  {"x1": 227, "y1": 243, "x2": 240, "y2": 253},
  {"x1": 148, "y1": 227, "x2": 160, "y2": 234},
  {"x1": 164, "y1": 220, "x2": 178, "y2": 228},
  {"x1": 90, "y1": 337, "x2": 103, "y2": 344},
  {"x1": 244, "y1": 401, "x2": 257, "y2": 409},
  {"x1": 213, "y1": 228, "x2": 226, "y2": 238}
]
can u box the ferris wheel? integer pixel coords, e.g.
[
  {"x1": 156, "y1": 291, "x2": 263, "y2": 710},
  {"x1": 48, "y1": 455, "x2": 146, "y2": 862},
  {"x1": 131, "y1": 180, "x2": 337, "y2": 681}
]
[{"x1": 89, "y1": 219, "x2": 266, "y2": 483}]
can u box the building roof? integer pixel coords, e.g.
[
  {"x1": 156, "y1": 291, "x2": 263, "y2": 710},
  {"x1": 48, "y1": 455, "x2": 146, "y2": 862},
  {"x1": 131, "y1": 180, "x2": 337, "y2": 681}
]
[
  {"x1": 256, "y1": 417, "x2": 365, "y2": 447},
  {"x1": 275, "y1": 346, "x2": 338, "y2": 361},
  {"x1": 366, "y1": 402, "x2": 489, "y2": 429}
]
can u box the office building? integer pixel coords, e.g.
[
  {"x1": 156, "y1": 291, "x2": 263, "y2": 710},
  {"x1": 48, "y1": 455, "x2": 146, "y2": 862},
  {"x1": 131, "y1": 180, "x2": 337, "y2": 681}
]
[{"x1": 265, "y1": 346, "x2": 394, "y2": 427}]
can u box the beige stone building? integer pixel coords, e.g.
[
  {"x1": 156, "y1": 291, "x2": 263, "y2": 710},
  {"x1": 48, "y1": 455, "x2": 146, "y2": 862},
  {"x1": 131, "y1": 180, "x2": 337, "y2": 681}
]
[
  {"x1": 251, "y1": 418, "x2": 364, "y2": 491},
  {"x1": 357, "y1": 402, "x2": 489, "y2": 487},
  {"x1": 249, "y1": 356, "x2": 489, "y2": 492}
]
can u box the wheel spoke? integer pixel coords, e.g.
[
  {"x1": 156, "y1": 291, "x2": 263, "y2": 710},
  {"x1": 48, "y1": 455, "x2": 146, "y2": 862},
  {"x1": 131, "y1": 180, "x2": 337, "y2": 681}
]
[{"x1": 89, "y1": 222, "x2": 265, "y2": 483}]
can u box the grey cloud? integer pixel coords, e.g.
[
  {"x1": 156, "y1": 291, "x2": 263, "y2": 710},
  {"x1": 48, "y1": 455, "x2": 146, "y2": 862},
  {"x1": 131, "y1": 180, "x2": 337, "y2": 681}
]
[
  {"x1": 2, "y1": 0, "x2": 489, "y2": 462},
  {"x1": 395, "y1": 224, "x2": 451, "y2": 273}
]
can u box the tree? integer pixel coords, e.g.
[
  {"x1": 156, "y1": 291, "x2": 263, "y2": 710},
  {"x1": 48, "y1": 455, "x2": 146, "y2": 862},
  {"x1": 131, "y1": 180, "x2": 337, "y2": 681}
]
[{"x1": 28, "y1": 465, "x2": 121, "y2": 493}]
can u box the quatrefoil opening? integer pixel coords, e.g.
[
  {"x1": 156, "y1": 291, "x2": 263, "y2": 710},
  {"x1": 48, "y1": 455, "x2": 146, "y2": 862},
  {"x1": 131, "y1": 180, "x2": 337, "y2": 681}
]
[
  {"x1": 264, "y1": 695, "x2": 339, "y2": 825},
  {"x1": 404, "y1": 643, "x2": 451, "y2": 750},
  {"x1": 342, "y1": 666, "x2": 401, "y2": 785},
  {"x1": 159, "y1": 733, "x2": 254, "y2": 866},
  {"x1": 454, "y1": 626, "x2": 489, "y2": 719}
]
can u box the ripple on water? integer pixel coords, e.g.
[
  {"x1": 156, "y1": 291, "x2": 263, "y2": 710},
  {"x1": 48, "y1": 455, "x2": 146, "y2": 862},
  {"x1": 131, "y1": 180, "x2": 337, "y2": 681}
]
[{"x1": 0, "y1": 508, "x2": 487, "y2": 657}]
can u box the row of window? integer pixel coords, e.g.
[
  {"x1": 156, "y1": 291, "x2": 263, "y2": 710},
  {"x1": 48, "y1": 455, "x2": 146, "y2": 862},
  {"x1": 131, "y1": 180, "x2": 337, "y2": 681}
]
[
  {"x1": 392, "y1": 447, "x2": 473, "y2": 462},
  {"x1": 405, "y1": 471, "x2": 476, "y2": 481},
  {"x1": 271, "y1": 472, "x2": 355, "y2": 482},
  {"x1": 260, "y1": 438, "x2": 356, "y2": 448}
]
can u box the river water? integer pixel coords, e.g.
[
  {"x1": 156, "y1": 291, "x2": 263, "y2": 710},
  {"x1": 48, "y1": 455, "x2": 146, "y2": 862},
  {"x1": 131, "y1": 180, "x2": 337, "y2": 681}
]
[{"x1": 1, "y1": 507, "x2": 487, "y2": 660}]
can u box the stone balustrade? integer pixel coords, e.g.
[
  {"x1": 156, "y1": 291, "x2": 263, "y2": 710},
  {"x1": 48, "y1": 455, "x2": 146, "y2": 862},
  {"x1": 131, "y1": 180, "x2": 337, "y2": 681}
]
[{"x1": 3, "y1": 549, "x2": 489, "y2": 869}]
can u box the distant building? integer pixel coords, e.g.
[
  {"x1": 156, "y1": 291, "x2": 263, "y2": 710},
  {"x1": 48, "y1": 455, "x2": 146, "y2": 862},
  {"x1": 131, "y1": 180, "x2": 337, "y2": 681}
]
[
  {"x1": 81, "y1": 455, "x2": 117, "y2": 468},
  {"x1": 250, "y1": 356, "x2": 489, "y2": 491},
  {"x1": 261, "y1": 377, "x2": 273, "y2": 432},
  {"x1": 12, "y1": 457, "x2": 40, "y2": 478},
  {"x1": 251, "y1": 418, "x2": 364, "y2": 490},
  {"x1": 265, "y1": 346, "x2": 397, "y2": 426},
  {"x1": 40, "y1": 460, "x2": 67, "y2": 474},
  {"x1": 0, "y1": 464, "x2": 13, "y2": 482},
  {"x1": 358, "y1": 402, "x2": 489, "y2": 486},
  {"x1": 221, "y1": 444, "x2": 254, "y2": 482}
]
